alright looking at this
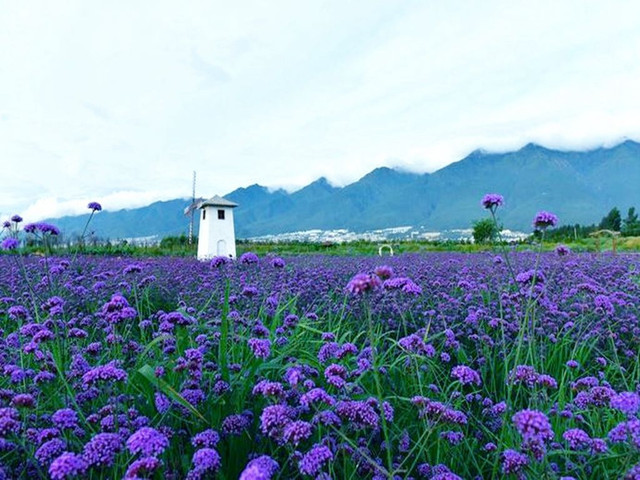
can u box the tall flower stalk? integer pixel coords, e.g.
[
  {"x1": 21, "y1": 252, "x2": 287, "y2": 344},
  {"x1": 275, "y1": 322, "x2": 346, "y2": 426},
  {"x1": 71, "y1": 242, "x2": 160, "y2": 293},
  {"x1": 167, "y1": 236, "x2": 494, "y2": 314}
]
[{"x1": 71, "y1": 201, "x2": 102, "y2": 263}]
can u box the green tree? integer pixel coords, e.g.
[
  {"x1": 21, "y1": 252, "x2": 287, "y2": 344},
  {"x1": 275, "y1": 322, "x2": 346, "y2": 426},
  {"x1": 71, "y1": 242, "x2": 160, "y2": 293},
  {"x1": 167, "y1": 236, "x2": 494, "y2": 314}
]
[
  {"x1": 599, "y1": 207, "x2": 621, "y2": 231},
  {"x1": 472, "y1": 218, "x2": 498, "y2": 244},
  {"x1": 622, "y1": 207, "x2": 640, "y2": 236}
]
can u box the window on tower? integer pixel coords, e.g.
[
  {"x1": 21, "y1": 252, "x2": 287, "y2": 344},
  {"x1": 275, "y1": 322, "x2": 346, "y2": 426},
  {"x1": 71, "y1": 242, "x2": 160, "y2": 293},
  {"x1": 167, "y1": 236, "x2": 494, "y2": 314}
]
[
  {"x1": 218, "y1": 209, "x2": 225, "y2": 220},
  {"x1": 202, "y1": 210, "x2": 206, "y2": 220}
]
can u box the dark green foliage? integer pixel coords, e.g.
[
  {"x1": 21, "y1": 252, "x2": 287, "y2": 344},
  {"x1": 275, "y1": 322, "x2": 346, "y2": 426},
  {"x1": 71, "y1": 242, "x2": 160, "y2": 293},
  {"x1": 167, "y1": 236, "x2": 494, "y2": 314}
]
[
  {"x1": 623, "y1": 207, "x2": 640, "y2": 236},
  {"x1": 544, "y1": 223, "x2": 598, "y2": 241},
  {"x1": 599, "y1": 207, "x2": 622, "y2": 231},
  {"x1": 159, "y1": 234, "x2": 194, "y2": 249},
  {"x1": 472, "y1": 218, "x2": 498, "y2": 244}
]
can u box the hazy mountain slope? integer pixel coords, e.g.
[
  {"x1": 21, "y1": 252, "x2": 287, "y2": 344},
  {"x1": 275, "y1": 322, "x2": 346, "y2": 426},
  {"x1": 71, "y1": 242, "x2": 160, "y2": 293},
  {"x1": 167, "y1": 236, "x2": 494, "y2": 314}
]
[{"x1": 43, "y1": 141, "x2": 640, "y2": 238}]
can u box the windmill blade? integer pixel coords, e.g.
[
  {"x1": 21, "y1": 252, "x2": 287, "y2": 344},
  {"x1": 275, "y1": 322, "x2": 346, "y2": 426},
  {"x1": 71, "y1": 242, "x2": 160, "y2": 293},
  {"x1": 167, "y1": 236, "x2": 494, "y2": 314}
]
[
  {"x1": 184, "y1": 198, "x2": 204, "y2": 216},
  {"x1": 184, "y1": 203, "x2": 197, "y2": 216}
]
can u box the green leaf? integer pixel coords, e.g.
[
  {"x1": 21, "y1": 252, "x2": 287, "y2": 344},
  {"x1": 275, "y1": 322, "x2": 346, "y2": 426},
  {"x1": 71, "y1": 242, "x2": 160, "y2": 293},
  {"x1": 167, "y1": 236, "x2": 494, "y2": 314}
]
[{"x1": 137, "y1": 364, "x2": 207, "y2": 422}]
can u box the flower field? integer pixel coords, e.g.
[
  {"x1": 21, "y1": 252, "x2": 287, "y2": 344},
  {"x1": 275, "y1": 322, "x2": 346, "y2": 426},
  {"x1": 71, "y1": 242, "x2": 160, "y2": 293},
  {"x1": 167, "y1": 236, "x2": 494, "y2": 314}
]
[{"x1": 1, "y1": 247, "x2": 640, "y2": 480}]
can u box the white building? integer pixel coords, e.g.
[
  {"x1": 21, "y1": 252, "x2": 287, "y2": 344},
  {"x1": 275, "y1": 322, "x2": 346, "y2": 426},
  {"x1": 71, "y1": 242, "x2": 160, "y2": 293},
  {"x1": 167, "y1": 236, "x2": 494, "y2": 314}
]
[{"x1": 197, "y1": 195, "x2": 238, "y2": 260}]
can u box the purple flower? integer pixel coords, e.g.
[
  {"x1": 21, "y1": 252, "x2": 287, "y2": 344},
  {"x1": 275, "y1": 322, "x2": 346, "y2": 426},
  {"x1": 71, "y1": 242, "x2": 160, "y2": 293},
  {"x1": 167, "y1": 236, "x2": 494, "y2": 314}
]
[
  {"x1": 35, "y1": 439, "x2": 67, "y2": 466},
  {"x1": 210, "y1": 255, "x2": 230, "y2": 267},
  {"x1": 126, "y1": 427, "x2": 169, "y2": 457},
  {"x1": 345, "y1": 273, "x2": 381, "y2": 294},
  {"x1": 271, "y1": 257, "x2": 285, "y2": 268},
  {"x1": 532, "y1": 211, "x2": 558, "y2": 229},
  {"x1": 515, "y1": 269, "x2": 545, "y2": 285},
  {"x1": 512, "y1": 409, "x2": 554, "y2": 442},
  {"x1": 335, "y1": 400, "x2": 379, "y2": 429},
  {"x1": 481, "y1": 193, "x2": 504, "y2": 210},
  {"x1": 0, "y1": 407, "x2": 20, "y2": 436},
  {"x1": 611, "y1": 392, "x2": 640, "y2": 415},
  {"x1": 222, "y1": 412, "x2": 252, "y2": 435},
  {"x1": 10, "y1": 214, "x2": 23, "y2": 223},
  {"x1": 298, "y1": 443, "x2": 333, "y2": 476},
  {"x1": 260, "y1": 404, "x2": 293, "y2": 439},
  {"x1": 49, "y1": 452, "x2": 88, "y2": 479},
  {"x1": 101, "y1": 294, "x2": 138, "y2": 324},
  {"x1": 11, "y1": 393, "x2": 35, "y2": 408},
  {"x1": 282, "y1": 420, "x2": 313, "y2": 446},
  {"x1": 191, "y1": 448, "x2": 221, "y2": 472},
  {"x1": 248, "y1": 338, "x2": 271, "y2": 359},
  {"x1": 509, "y1": 365, "x2": 539, "y2": 387},
  {"x1": 87, "y1": 202, "x2": 102, "y2": 212},
  {"x1": 82, "y1": 363, "x2": 128, "y2": 387},
  {"x1": 0, "y1": 238, "x2": 18, "y2": 251},
  {"x1": 590, "y1": 438, "x2": 608, "y2": 454},
  {"x1": 608, "y1": 419, "x2": 640, "y2": 445},
  {"x1": 502, "y1": 449, "x2": 528, "y2": 475},
  {"x1": 562, "y1": 428, "x2": 591, "y2": 450},
  {"x1": 123, "y1": 263, "x2": 143, "y2": 274},
  {"x1": 239, "y1": 455, "x2": 279, "y2": 480},
  {"x1": 432, "y1": 472, "x2": 463, "y2": 480},
  {"x1": 52, "y1": 408, "x2": 79, "y2": 430},
  {"x1": 300, "y1": 388, "x2": 336, "y2": 409},
  {"x1": 124, "y1": 456, "x2": 162, "y2": 479},
  {"x1": 451, "y1": 365, "x2": 482, "y2": 386},
  {"x1": 555, "y1": 244, "x2": 571, "y2": 256},
  {"x1": 625, "y1": 463, "x2": 640, "y2": 480},
  {"x1": 252, "y1": 380, "x2": 285, "y2": 398},
  {"x1": 374, "y1": 265, "x2": 394, "y2": 279},
  {"x1": 191, "y1": 429, "x2": 220, "y2": 449},
  {"x1": 83, "y1": 433, "x2": 123, "y2": 467},
  {"x1": 240, "y1": 252, "x2": 259, "y2": 264},
  {"x1": 242, "y1": 285, "x2": 259, "y2": 297},
  {"x1": 382, "y1": 276, "x2": 422, "y2": 295},
  {"x1": 440, "y1": 430, "x2": 464, "y2": 445},
  {"x1": 24, "y1": 222, "x2": 60, "y2": 235},
  {"x1": 154, "y1": 392, "x2": 171, "y2": 414},
  {"x1": 536, "y1": 374, "x2": 558, "y2": 389}
]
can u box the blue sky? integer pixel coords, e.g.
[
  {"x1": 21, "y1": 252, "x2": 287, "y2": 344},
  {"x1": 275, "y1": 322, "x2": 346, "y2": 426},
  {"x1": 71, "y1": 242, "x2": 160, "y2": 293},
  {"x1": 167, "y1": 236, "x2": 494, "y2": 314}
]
[{"x1": 1, "y1": 1, "x2": 639, "y2": 221}]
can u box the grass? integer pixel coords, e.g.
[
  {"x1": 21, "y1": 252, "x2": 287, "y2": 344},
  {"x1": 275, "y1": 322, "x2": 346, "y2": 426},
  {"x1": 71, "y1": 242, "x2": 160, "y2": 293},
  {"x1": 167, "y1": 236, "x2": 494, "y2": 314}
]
[{"x1": 4, "y1": 235, "x2": 640, "y2": 259}]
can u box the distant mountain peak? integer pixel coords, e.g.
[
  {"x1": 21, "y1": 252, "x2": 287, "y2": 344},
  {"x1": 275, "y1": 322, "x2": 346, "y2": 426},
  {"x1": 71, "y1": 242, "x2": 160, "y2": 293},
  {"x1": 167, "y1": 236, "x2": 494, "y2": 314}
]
[
  {"x1": 360, "y1": 166, "x2": 401, "y2": 181},
  {"x1": 301, "y1": 176, "x2": 336, "y2": 191},
  {"x1": 518, "y1": 142, "x2": 550, "y2": 153},
  {"x1": 614, "y1": 138, "x2": 640, "y2": 150},
  {"x1": 312, "y1": 176, "x2": 332, "y2": 185}
]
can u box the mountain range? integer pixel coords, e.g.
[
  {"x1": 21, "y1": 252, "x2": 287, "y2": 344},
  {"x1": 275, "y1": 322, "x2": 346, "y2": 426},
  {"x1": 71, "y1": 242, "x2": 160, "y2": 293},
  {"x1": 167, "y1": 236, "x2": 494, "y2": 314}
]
[{"x1": 44, "y1": 140, "x2": 640, "y2": 240}]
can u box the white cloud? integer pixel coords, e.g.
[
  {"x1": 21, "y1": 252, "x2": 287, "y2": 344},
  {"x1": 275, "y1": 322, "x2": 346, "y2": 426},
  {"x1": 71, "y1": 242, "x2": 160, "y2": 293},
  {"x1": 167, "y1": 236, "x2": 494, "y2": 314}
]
[
  {"x1": 1, "y1": 0, "x2": 639, "y2": 221},
  {"x1": 19, "y1": 190, "x2": 187, "y2": 223}
]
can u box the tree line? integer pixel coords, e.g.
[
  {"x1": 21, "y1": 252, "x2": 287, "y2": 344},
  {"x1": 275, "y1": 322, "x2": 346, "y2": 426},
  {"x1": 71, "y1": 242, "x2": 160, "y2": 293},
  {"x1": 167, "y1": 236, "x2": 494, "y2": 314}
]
[
  {"x1": 544, "y1": 206, "x2": 640, "y2": 241},
  {"x1": 473, "y1": 206, "x2": 640, "y2": 243}
]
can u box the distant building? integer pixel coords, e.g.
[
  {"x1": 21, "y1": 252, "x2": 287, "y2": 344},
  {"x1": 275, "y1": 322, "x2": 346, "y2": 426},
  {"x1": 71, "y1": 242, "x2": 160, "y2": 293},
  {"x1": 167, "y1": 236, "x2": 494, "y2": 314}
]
[{"x1": 197, "y1": 195, "x2": 238, "y2": 260}]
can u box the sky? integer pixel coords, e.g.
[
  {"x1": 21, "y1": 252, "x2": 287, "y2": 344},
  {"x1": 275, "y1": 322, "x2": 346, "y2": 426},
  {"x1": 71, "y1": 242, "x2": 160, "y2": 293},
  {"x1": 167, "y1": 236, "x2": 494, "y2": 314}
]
[{"x1": 1, "y1": 0, "x2": 640, "y2": 222}]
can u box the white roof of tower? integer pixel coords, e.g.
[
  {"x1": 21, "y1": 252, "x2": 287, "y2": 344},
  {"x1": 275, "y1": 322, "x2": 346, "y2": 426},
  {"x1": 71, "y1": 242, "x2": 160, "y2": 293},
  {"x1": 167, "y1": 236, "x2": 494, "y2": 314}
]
[{"x1": 199, "y1": 195, "x2": 238, "y2": 208}]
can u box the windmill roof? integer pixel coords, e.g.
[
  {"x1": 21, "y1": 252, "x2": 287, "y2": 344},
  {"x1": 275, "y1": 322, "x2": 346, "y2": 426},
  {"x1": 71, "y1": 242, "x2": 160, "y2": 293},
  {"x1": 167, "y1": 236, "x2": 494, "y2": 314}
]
[{"x1": 199, "y1": 195, "x2": 238, "y2": 208}]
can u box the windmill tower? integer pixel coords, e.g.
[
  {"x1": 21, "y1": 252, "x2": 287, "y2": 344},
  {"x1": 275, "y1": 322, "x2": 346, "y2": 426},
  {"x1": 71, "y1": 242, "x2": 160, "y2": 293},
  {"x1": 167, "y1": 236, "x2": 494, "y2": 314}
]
[
  {"x1": 197, "y1": 195, "x2": 238, "y2": 260},
  {"x1": 183, "y1": 171, "x2": 203, "y2": 245}
]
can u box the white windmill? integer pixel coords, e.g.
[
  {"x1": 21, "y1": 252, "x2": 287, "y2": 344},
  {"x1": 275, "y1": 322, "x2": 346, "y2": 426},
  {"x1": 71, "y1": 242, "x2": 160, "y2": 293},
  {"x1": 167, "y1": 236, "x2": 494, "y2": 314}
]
[{"x1": 197, "y1": 195, "x2": 238, "y2": 260}]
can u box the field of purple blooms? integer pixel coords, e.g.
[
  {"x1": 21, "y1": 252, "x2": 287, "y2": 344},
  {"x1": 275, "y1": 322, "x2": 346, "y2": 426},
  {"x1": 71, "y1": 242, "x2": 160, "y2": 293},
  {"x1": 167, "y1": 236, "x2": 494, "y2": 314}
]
[
  {"x1": 1, "y1": 246, "x2": 640, "y2": 479},
  {"x1": 2, "y1": 196, "x2": 640, "y2": 480}
]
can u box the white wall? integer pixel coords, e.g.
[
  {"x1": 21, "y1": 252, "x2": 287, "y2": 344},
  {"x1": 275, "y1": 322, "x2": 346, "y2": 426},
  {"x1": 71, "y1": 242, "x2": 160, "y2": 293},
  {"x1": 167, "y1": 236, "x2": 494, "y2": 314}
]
[{"x1": 197, "y1": 206, "x2": 237, "y2": 260}]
